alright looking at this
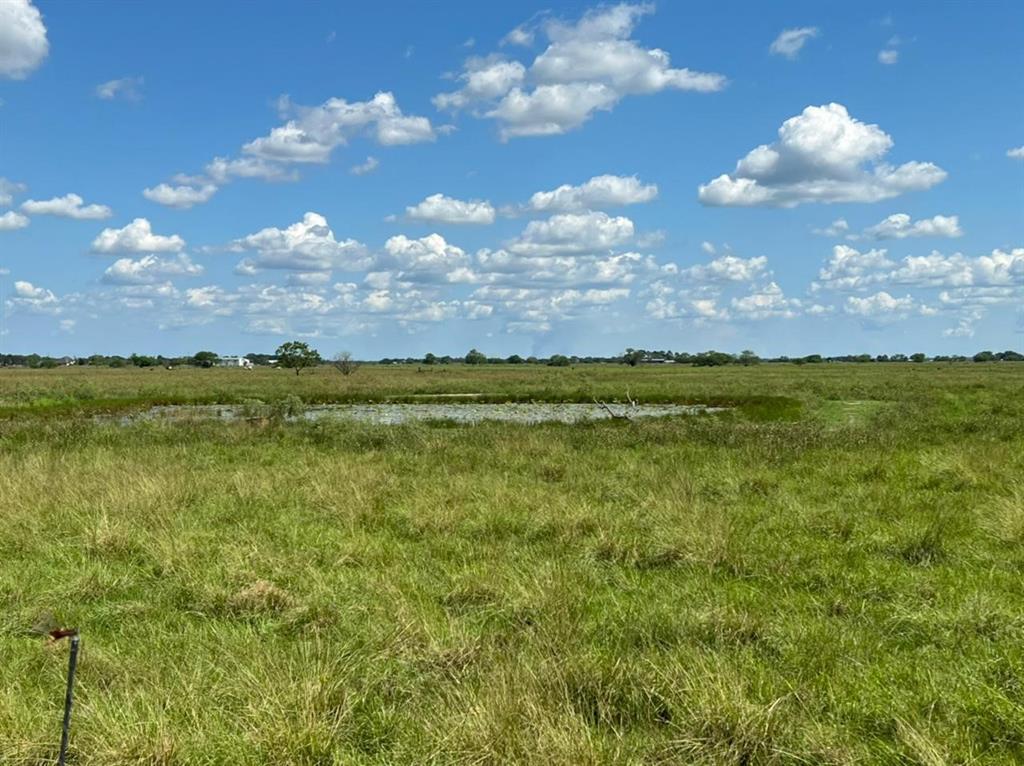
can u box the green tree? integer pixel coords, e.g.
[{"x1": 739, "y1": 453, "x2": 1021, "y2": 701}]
[
  {"x1": 623, "y1": 348, "x2": 645, "y2": 367},
  {"x1": 130, "y1": 353, "x2": 159, "y2": 368},
  {"x1": 973, "y1": 350, "x2": 996, "y2": 363},
  {"x1": 547, "y1": 354, "x2": 571, "y2": 367},
  {"x1": 693, "y1": 350, "x2": 734, "y2": 367},
  {"x1": 464, "y1": 348, "x2": 487, "y2": 365},
  {"x1": 739, "y1": 349, "x2": 760, "y2": 366},
  {"x1": 910, "y1": 353, "x2": 927, "y2": 363},
  {"x1": 275, "y1": 341, "x2": 322, "y2": 375},
  {"x1": 193, "y1": 350, "x2": 218, "y2": 368}
]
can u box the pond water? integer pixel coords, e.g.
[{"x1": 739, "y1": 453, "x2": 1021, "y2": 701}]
[{"x1": 124, "y1": 402, "x2": 726, "y2": 426}]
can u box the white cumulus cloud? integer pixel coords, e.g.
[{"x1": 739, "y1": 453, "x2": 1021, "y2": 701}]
[
  {"x1": 102, "y1": 254, "x2": 204, "y2": 285},
  {"x1": 683, "y1": 254, "x2": 770, "y2": 283},
  {"x1": 507, "y1": 211, "x2": 635, "y2": 256},
  {"x1": 814, "y1": 246, "x2": 1023, "y2": 296},
  {"x1": 434, "y1": 57, "x2": 527, "y2": 111},
  {"x1": 145, "y1": 92, "x2": 434, "y2": 208},
  {"x1": 844, "y1": 291, "x2": 918, "y2": 319},
  {"x1": 438, "y1": 3, "x2": 725, "y2": 140},
  {"x1": 404, "y1": 193, "x2": 496, "y2": 224},
  {"x1": 143, "y1": 183, "x2": 218, "y2": 209},
  {"x1": 244, "y1": 91, "x2": 435, "y2": 164},
  {"x1": 383, "y1": 233, "x2": 470, "y2": 274},
  {"x1": 863, "y1": 213, "x2": 962, "y2": 240},
  {"x1": 731, "y1": 282, "x2": 802, "y2": 319},
  {"x1": 91, "y1": 218, "x2": 185, "y2": 253},
  {"x1": 0, "y1": 0, "x2": 48, "y2": 80},
  {"x1": 813, "y1": 245, "x2": 895, "y2": 291},
  {"x1": 202, "y1": 156, "x2": 296, "y2": 184},
  {"x1": 699, "y1": 103, "x2": 946, "y2": 207},
  {"x1": 0, "y1": 211, "x2": 30, "y2": 230},
  {"x1": 22, "y1": 193, "x2": 112, "y2": 219},
  {"x1": 8, "y1": 280, "x2": 60, "y2": 314},
  {"x1": 525, "y1": 174, "x2": 657, "y2": 212},
  {"x1": 230, "y1": 212, "x2": 369, "y2": 272}
]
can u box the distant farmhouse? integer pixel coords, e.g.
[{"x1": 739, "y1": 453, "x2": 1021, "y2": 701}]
[{"x1": 215, "y1": 356, "x2": 254, "y2": 369}]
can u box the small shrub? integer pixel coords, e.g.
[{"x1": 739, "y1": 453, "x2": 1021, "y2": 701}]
[{"x1": 270, "y1": 395, "x2": 306, "y2": 420}]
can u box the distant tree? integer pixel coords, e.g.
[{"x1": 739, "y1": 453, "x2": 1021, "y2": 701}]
[
  {"x1": 193, "y1": 350, "x2": 218, "y2": 368},
  {"x1": 998, "y1": 350, "x2": 1024, "y2": 362},
  {"x1": 547, "y1": 354, "x2": 571, "y2": 367},
  {"x1": 130, "y1": 353, "x2": 159, "y2": 368},
  {"x1": 692, "y1": 350, "x2": 734, "y2": 367},
  {"x1": 910, "y1": 353, "x2": 927, "y2": 363},
  {"x1": 739, "y1": 349, "x2": 761, "y2": 366},
  {"x1": 244, "y1": 353, "x2": 276, "y2": 366},
  {"x1": 623, "y1": 348, "x2": 645, "y2": 367},
  {"x1": 275, "y1": 341, "x2": 322, "y2": 375},
  {"x1": 802, "y1": 354, "x2": 823, "y2": 364},
  {"x1": 332, "y1": 351, "x2": 358, "y2": 376},
  {"x1": 506, "y1": 354, "x2": 524, "y2": 364},
  {"x1": 423, "y1": 352, "x2": 438, "y2": 365},
  {"x1": 973, "y1": 350, "x2": 996, "y2": 363},
  {"x1": 464, "y1": 348, "x2": 487, "y2": 365}
]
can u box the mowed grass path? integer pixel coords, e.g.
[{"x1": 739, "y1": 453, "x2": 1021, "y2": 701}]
[{"x1": 1, "y1": 364, "x2": 1023, "y2": 763}]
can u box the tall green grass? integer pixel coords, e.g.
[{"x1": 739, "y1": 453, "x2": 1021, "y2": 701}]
[{"x1": 0, "y1": 364, "x2": 1022, "y2": 763}]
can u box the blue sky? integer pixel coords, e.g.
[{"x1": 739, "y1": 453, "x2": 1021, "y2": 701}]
[{"x1": 1, "y1": 0, "x2": 1022, "y2": 358}]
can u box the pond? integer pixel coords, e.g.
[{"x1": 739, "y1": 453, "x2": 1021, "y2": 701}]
[{"x1": 123, "y1": 402, "x2": 726, "y2": 426}]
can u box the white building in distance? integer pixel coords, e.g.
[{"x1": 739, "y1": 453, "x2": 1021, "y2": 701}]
[{"x1": 215, "y1": 356, "x2": 253, "y2": 369}]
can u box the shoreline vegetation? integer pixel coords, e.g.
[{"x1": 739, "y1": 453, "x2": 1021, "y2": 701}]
[{"x1": 1, "y1": 363, "x2": 1023, "y2": 763}]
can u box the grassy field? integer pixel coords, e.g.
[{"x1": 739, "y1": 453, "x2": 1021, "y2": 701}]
[{"x1": 1, "y1": 363, "x2": 1023, "y2": 764}]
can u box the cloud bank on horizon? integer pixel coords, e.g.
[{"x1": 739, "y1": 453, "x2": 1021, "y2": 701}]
[{"x1": 1, "y1": 0, "x2": 1021, "y2": 356}]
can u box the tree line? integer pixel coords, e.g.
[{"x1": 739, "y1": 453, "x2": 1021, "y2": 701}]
[
  {"x1": 2, "y1": 346, "x2": 1022, "y2": 370},
  {"x1": 378, "y1": 347, "x2": 1024, "y2": 366}
]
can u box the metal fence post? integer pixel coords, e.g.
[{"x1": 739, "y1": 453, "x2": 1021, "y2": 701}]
[{"x1": 57, "y1": 633, "x2": 80, "y2": 766}]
